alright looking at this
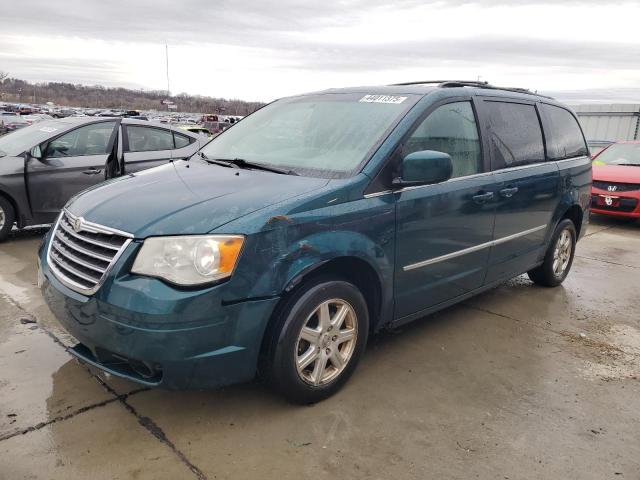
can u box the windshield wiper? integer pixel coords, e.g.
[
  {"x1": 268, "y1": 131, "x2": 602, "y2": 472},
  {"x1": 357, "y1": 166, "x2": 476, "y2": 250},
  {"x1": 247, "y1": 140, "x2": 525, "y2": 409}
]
[
  {"x1": 613, "y1": 163, "x2": 640, "y2": 167},
  {"x1": 200, "y1": 153, "x2": 298, "y2": 176},
  {"x1": 199, "y1": 152, "x2": 237, "y2": 169}
]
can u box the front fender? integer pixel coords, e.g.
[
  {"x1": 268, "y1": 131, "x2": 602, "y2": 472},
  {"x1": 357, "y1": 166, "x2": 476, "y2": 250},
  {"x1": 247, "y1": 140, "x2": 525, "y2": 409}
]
[
  {"x1": 224, "y1": 195, "x2": 397, "y2": 326},
  {"x1": 277, "y1": 230, "x2": 391, "y2": 293}
]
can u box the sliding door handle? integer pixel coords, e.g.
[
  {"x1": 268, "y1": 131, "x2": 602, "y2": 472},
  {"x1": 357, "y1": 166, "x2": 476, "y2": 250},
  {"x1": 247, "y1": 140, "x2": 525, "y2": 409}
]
[{"x1": 472, "y1": 191, "x2": 494, "y2": 204}]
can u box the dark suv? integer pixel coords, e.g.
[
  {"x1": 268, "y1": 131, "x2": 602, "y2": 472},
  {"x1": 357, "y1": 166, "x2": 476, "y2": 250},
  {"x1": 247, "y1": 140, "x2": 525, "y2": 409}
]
[{"x1": 38, "y1": 81, "x2": 591, "y2": 403}]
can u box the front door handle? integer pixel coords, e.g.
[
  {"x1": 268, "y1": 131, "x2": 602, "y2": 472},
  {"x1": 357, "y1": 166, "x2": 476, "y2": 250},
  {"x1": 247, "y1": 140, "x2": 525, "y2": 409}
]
[
  {"x1": 472, "y1": 191, "x2": 494, "y2": 204},
  {"x1": 82, "y1": 168, "x2": 102, "y2": 175},
  {"x1": 499, "y1": 187, "x2": 519, "y2": 198}
]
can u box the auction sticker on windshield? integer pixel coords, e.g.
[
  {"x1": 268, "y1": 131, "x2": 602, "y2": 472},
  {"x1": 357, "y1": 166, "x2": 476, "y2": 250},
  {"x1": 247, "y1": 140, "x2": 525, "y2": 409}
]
[{"x1": 359, "y1": 94, "x2": 407, "y2": 104}]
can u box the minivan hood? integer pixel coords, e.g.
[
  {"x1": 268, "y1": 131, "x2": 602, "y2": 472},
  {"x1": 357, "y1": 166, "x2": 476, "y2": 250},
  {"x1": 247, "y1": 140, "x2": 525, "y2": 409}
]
[
  {"x1": 67, "y1": 160, "x2": 329, "y2": 237},
  {"x1": 592, "y1": 164, "x2": 640, "y2": 183}
]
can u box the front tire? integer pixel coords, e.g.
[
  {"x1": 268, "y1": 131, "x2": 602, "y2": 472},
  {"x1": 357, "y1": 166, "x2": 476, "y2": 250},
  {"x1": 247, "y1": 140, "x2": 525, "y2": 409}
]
[
  {"x1": 267, "y1": 278, "x2": 369, "y2": 404},
  {"x1": 528, "y1": 219, "x2": 576, "y2": 287},
  {"x1": 0, "y1": 196, "x2": 15, "y2": 242}
]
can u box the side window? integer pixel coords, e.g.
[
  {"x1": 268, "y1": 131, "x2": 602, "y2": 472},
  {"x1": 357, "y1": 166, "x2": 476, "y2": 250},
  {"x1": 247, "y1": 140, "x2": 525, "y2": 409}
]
[
  {"x1": 47, "y1": 122, "x2": 115, "y2": 158},
  {"x1": 126, "y1": 126, "x2": 174, "y2": 152},
  {"x1": 173, "y1": 132, "x2": 192, "y2": 149},
  {"x1": 484, "y1": 101, "x2": 545, "y2": 169},
  {"x1": 540, "y1": 104, "x2": 588, "y2": 160},
  {"x1": 403, "y1": 101, "x2": 482, "y2": 178}
]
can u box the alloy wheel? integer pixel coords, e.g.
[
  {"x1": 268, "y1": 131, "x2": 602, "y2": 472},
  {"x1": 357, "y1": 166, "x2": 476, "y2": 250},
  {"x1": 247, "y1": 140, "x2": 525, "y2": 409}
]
[
  {"x1": 552, "y1": 229, "x2": 572, "y2": 276},
  {"x1": 295, "y1": 298, "x2": 358, "y2": 386},
  {"x1": 0, "y1": 205, "x2": 5, "y2": 230}
]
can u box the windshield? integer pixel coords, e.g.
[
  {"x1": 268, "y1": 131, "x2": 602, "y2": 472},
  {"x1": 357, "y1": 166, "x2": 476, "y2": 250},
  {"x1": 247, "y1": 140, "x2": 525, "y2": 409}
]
[
  {"x1": 593, "y1": 143, "x2": 640, "y2": 166},
  {"x1": 200, "y1": 93, "x2": 418, "y2": 177},
  {"x1": 0, "y1": 120, "x2": 67, "y2": 157}
]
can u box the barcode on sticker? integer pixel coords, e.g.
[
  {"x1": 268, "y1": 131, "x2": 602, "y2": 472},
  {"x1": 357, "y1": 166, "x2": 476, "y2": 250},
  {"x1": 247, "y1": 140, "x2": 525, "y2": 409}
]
[{"x1": 359, "y1": 95, "x2": 407, "y2": 104}]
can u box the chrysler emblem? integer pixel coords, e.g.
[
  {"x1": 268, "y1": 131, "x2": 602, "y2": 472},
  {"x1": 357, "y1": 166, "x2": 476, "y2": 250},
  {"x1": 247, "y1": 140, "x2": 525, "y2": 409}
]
[
  {"x1": 73, "y1": 217, "x2": 84, "y2": 232},
  {"x1": 607, "y1": 185, "x2": 617, "y2": 192}
]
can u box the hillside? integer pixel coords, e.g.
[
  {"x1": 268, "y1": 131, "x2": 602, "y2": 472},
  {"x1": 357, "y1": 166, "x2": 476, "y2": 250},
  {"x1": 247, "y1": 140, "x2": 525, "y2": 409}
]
[{"x1": 0, "y1": 75, "x2": 264, "y2": 115}]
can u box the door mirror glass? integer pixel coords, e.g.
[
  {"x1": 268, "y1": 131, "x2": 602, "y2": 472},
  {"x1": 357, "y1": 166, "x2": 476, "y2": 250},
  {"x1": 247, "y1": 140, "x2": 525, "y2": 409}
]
[
  {"x1": 30, "y1": 145, "x2": 43, "y2": 159},
  {"x1": 394, "y1": 150, "x2": 453, "y2": 187}
]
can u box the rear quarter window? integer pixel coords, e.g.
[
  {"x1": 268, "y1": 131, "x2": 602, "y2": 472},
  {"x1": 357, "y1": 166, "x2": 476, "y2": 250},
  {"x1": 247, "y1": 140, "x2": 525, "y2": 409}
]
[
  {"x1": 483, "y1": 101, "x2": 545, "y2": 169},
  {"x1": 174, "y1": 132, "x2": 193, "y2": 148},
  {"x1": 540, "y1": 104, "x2": 588, "y2": 160}
]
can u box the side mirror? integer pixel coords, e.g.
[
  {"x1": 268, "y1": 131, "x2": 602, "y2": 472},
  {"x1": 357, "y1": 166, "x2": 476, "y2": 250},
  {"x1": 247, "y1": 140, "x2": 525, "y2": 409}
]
[
  {"x1": 30, "y1": 145, "x2": 43, "y2": 160},
  {"x1": 392, "y1": 150, "x2": 453, "y2": 188}
]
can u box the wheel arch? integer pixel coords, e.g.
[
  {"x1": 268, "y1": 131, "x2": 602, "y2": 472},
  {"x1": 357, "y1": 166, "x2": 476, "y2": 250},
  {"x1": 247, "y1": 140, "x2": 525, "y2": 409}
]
[
  {"x1": 559, "y1": 203, "x2": 584, "y2": 238},
  {"x1": 283, "y1": 256, "x2": 383, "y2": 331}
]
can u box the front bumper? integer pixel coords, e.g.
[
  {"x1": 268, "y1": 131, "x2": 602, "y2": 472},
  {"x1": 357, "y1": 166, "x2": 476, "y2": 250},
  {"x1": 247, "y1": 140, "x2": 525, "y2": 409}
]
[
  {"x1": 39, "y1": 244, "x2": 279, "y2": 389},
  {"x1": 591, "y1": 188, "x2": 640, "y2": 218}
]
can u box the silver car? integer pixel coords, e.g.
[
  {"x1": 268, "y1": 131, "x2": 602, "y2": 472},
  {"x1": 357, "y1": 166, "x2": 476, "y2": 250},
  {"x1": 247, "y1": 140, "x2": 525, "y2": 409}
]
[{"x1": 0, "y1": 117, "x2": 208, "y2": 241}]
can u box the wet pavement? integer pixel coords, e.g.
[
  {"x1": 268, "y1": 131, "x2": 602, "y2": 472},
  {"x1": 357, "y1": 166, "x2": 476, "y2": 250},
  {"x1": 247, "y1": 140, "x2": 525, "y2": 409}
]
[{"x1": 0, "y1": 217, "x2": 639, "y2": 479}]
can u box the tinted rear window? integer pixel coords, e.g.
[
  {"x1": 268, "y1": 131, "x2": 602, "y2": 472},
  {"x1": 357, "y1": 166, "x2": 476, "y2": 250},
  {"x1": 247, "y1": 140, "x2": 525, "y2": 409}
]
[
  {"x1": 540, "y1": 104, "x2": 588, "y2": 160},
  {"x1": 484, "y1": 101, "x2": 545, "y2": 169}
]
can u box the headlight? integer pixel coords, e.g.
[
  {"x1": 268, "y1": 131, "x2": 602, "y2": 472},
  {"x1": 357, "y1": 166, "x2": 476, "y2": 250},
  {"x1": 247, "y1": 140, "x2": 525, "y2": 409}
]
[{"x1": 131, "y1": 235, "x2": 244, "y2": 286}]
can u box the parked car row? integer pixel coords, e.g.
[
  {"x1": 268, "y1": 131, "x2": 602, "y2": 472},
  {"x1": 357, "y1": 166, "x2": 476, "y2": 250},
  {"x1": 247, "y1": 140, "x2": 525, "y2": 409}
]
[
  {"x1": 34, "y1": 80, "x2": 592, "y2": 403},
  {"x1": 0, "y1": 114, "x2": 29, "y2": 134},
  {"x1": 0, "y1": 104, "x2": 231, "y2": 142},
  {"x1": 0, "y1": 117, "x2": 208, "y2": 240}
]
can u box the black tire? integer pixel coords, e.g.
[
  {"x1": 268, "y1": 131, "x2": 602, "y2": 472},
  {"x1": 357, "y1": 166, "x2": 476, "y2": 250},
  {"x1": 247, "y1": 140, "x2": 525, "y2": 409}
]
[
  {"x1": 0, "y1": 196, "x2": 15, "y2": 242},
  {"x1": 266, "y1": 278, "x2": 369, "y2": 404},
  {"x1": 528, "y1": 219, "x2": 577, "y2": 287}
]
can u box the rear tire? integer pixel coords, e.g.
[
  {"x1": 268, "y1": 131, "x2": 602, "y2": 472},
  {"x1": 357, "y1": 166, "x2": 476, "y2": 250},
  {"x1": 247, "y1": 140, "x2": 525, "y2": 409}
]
[
  {"x1": 266, "y1": 278, "x2": 369, "y2": 404},
  {"x1": 528, "y1": 219, "x2": 576, "y2": 287},
  {"x1": 0, "y1": 196, "x2": 15, "y2": 242}
]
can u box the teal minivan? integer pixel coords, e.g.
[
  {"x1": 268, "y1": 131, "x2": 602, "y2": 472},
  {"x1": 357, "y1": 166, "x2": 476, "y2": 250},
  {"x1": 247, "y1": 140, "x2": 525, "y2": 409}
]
[{"x1": 39, "y1": 81, "x2": 591, "y2": 403}]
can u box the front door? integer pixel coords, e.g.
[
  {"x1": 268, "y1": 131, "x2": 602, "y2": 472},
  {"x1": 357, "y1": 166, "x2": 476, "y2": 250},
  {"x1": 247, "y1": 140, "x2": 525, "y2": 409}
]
[
  {"x1": 394, "y1": 100, "x2": 496, "y2": 319},
  {"x1": 477, "y1": 99, "x2": 560, "y2": 283},
  {"x1": 26, "y1": 121, "x2": 118, "y2": 222}
]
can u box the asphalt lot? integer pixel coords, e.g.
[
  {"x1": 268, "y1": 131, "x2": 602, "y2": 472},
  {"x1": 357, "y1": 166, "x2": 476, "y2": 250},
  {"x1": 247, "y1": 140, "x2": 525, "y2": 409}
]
[{"x1": 0, "y1": 216, "x2": 639, "y2": 480}]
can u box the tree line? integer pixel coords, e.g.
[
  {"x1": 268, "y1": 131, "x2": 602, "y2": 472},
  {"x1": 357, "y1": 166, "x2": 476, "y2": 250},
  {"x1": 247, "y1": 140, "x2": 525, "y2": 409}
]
[{"x1": 0, "y1": 73, "x2": 264, "y2": 115}]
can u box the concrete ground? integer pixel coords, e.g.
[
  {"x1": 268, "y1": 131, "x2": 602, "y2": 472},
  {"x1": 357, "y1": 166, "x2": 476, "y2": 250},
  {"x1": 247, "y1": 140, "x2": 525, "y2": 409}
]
[{"x1": 0, "y1": 216, "x2": 639, "y2": 480}]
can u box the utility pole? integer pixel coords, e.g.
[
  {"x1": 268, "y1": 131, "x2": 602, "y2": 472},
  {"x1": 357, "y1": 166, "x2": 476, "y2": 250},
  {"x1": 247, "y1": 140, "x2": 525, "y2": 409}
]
[
  {"x1": 165, "y1": 43, "x2": 170, "y2": 96},
  {"x1": 165, "y1": 43, "x2": 172, "y2": 113}
]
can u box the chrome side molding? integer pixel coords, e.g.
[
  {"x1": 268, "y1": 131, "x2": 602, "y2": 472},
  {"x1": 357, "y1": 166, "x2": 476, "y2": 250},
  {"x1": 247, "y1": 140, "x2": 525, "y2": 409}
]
[{"x1": 403, "y1": 224, "x2": 547, "y2": 271}]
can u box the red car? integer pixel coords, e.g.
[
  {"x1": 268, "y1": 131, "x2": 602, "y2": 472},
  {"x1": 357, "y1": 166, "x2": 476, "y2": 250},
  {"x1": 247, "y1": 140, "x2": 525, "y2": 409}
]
[{"x1": 591, "y1": 141, "x2": 640, "y2": 218}]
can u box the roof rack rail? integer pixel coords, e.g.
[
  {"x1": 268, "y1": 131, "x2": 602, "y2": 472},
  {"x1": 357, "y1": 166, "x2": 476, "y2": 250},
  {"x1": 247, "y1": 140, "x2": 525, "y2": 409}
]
[
  {"x1": 391, "y1": 80, "x2": 488, "y2": 86},
  {"x1": 390, "y1": 80, "x2": 554, "y2": 99}
]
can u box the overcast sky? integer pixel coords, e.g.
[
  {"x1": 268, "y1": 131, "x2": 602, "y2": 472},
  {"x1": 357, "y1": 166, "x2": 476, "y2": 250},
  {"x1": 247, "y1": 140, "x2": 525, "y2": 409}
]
[{"x1": 1, "y1": 0, "x2": 639, "y2": 102}]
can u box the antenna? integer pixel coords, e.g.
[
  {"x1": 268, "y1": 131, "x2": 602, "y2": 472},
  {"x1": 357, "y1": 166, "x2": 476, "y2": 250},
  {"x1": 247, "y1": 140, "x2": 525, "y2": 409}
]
[{"x1": 165, "y1": 42, "x2": 175, "y2": 164}]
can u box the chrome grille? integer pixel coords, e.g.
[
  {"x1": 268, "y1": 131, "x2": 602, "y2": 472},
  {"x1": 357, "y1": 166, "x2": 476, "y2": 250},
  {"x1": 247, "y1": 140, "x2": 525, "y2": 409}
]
[{"x1": 47, "y1": 210, "x2": 133, "y2": 294}]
